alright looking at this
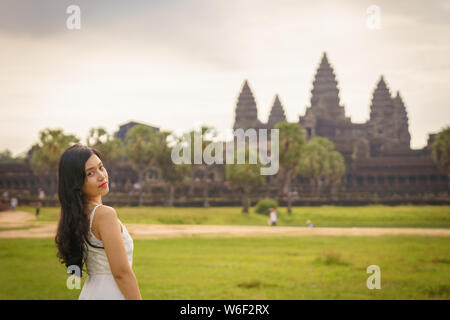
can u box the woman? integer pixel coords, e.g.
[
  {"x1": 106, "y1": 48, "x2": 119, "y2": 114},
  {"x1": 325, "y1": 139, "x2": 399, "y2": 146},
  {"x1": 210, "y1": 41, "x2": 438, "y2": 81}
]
[{"x1": 55, "y1": 144, "x2": 142, "y2": 300}]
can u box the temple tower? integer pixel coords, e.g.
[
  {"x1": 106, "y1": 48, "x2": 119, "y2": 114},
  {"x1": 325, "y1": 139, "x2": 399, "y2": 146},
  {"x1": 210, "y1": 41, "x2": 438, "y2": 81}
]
[
  {"x1": 233, "y1": 80, "x2": 263, "y2": 130},
  {"x1": 392, "y1": 91, "x2": 411, "y2": 147},
  {"x1": 310, "y1": 52, "x2": 344, "y2": 116},
  {"x1": 267, "y1": 94, "x2": 287, "y2": 129},
  {"x1": 368, "y1": 76, "x2": 397, "y2": 140},
  {"x1": 300, "y1": 52, "x2": 351, "y2": 140}
]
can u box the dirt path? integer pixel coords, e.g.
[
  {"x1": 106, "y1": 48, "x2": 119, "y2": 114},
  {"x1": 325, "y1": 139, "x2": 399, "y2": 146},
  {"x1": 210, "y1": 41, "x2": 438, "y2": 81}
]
[
  {"x1": 1, "y1": 210, "x2": 450, "y2": 239},
  {"x1": 0, "y1": 210, "x2": 36, "y2": 228}
]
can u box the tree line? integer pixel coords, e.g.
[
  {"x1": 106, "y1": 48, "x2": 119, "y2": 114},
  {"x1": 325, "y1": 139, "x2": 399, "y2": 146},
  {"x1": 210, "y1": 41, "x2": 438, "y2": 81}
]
[{"x1": 2, "y1": 124, "x2": 449, "y2": 213}]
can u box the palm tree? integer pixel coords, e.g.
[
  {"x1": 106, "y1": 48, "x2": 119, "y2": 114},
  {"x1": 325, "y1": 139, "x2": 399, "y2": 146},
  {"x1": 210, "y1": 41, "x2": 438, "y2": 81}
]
[
  {"x1": 225, "y1": 148, "x2": 265, "y2": 213},
  {"x1": 275, "y1": 122, "x2": 306, "y2": 214},
  {"x1": 298, "y1": 137, "x2": 345, "y2": 197},
  {"x1": 30, "y1": 128, "x2": 79, "y2": 195},
  {"x1": 153, "y1": 131, "x2": 190, "y2": 206},
  {"x1": 124, "y1": 125, "x2": 158, "y2": 206},
  {"x1": 0, "y1": 149, "x2": 24, "y2": 164},
  {"x1": 432, "y1": 126, "x2": 450, "y2": 174},
  {"x1": 325, "y1": 150, "x2": 346, "y2": 197},
  {"x1": 432, "y1": 126, "x2": 450, "y2": 189},
  {"x1": 188, "y1": 126, "x2": 218, "y2": 208}
]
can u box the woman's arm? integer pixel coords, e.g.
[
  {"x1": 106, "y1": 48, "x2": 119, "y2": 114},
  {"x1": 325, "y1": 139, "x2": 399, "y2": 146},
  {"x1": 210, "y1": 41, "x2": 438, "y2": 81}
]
[{"x1": 94, "y1": 206, "x2": 142, "y2": 300}]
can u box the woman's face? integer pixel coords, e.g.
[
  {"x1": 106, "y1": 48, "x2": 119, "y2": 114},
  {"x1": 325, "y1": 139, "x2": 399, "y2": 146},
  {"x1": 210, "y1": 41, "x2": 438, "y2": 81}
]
[{"x1": 81, "y1": 154, "x2": 109, "y2": 199}]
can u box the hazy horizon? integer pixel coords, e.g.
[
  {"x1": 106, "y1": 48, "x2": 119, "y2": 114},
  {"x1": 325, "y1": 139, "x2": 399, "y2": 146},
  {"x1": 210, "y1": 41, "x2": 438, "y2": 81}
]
[{"x1": 1, "y1": 0, "x2": 449, "y2": 156}]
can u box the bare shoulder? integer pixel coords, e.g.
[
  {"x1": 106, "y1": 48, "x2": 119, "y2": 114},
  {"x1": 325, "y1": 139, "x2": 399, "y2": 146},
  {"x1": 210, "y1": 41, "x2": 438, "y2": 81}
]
[
  {"x1": 93, "y1": 205, "x2": 123, "y2": 235},
  {"x1": 94, "y1": 205, "x2": 118, "y2": 221}
]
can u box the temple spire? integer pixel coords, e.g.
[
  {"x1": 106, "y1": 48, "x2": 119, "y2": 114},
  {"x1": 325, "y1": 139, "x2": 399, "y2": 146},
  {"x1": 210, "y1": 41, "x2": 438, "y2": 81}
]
[
  {"x1": 393, "y1": 90, "x2": 411, "y2": 146},
  {"x1": 370, "y1": 75, "x2": 392, "y2": 115},
  {"x1": 267, "y1": 94, "x2": 287, "y2": 129},
  {"x1": 306, "y1": 52, "x2": 347, "y2": 121},
  {"x1": 310, "y1": 52, "x2": 341, "y2": 108},
  {"x1": 242, "y1": 79, "x2": 251, "y2": 93},
  {"x1": 369, "y1": 75, "x2": 397, "y2": 139},
  {"x1": 233, "y1": 79, "x2": 262, "y2": 130},
  {"x1": 320, "y1": 52, "x2": 330, "y2": 68},
  {"x1": 377, "y1": 75, "x2": 388, "y2": 90}
]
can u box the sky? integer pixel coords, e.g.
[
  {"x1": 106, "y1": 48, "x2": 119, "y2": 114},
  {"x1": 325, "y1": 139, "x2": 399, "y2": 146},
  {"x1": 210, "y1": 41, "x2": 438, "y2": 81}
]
[{"x1": 0, "y1": 0, "x2": 449, "y2": 156}]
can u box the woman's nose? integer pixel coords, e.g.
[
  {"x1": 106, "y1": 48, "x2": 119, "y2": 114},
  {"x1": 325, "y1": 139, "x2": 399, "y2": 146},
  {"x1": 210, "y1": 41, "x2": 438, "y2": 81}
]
[{"x1": 98, "y1": 171, "x2": 106, "y2": 180}]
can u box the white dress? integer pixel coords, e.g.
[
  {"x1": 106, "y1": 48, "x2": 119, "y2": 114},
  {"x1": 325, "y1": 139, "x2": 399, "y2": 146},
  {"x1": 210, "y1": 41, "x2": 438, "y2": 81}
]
[{"x1": 78, "y1": 204, "x2": 134, "y2": 300}]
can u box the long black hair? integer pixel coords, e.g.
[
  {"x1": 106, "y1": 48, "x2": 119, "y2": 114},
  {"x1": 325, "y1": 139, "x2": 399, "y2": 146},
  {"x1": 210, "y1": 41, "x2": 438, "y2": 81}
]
[{"x1": 55, "y1": 144, "x2": 103, "y2": 277}]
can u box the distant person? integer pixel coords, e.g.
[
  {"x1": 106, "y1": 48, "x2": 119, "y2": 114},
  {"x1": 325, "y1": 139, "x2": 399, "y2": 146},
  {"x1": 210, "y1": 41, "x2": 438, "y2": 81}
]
[
  {"x1": 306, "y1": 220, "x2": 314, "y2": 228},
  {"x1": 38, "y1": 188, "x2": 45, "y2": 200},
  {"x1": 10, "y1": 197, "x2": 18, "y2": 211},
  {"x1": 35, "y1": 201, "x2": 42, "y2": 218},
  {"x1": 1, "y1": 191, "x2": 8, "y2": 211},
  {"x1": 269, "y1": 207, "x2": 278, "y2": 226},
  {"x1": 55, "y1": 144, "x2": 141, "y2": 300}
]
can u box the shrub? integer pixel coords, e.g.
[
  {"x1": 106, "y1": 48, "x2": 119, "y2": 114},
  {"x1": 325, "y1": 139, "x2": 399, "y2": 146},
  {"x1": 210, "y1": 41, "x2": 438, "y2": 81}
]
[
  {"x1": 254, "y1": 198, "x2": 278, "y2": 215},
  {"x1": 423, "y1": 284, "x2": 450, "y2": 298},
  {"x1": 313, "y1": 250, "x2": 350, "y2": 266}
]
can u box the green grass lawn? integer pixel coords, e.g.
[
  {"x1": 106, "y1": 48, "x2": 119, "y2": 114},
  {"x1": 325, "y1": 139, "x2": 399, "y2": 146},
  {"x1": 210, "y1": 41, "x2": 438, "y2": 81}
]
[
  {"x1": 19, "y1": 205, "x2": 450, "y2": 228},
  {"x1": 0, "y1": 235, "x2": 449, "y2": 299}
]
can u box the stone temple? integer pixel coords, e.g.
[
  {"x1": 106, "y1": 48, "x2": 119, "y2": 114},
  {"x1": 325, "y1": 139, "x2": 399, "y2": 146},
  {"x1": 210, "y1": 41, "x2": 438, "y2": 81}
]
[
  {"x1": 231, "y1": 52, "x2": 448, "y2": 202},
  {"x1": 233, "y1": 52, "x2": 412, "y2": 158},
  {"x1": 0, "y1": 52, "x2": 448, "y2": 205}
]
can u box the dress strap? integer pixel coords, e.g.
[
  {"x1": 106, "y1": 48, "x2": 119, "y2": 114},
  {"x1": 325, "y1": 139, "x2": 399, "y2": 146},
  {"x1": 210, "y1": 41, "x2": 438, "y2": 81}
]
[
  {"x1": 87, "y1": 204, "x2": 104, "y2": 249},
  {"x1": 89, "y1": 204, "x2": 103, "y2": 232}
]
